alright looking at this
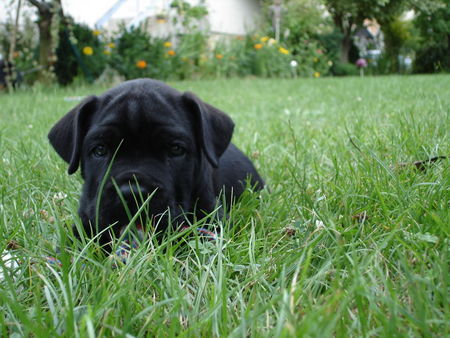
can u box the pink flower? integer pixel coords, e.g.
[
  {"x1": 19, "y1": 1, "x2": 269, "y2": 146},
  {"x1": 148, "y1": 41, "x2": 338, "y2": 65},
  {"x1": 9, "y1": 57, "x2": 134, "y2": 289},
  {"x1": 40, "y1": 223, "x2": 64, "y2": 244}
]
[{"x1": 356, "y1": 58, "x2": 368, "y2": 68}]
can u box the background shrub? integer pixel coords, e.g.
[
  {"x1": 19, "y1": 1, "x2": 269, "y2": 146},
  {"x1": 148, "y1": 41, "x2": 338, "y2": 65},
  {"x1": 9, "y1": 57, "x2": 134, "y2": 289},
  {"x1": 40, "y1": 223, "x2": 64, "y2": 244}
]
[
  {"x1": 55, "y1": 21, "x2": 108, "y2": 85},
  {"x1": 110, "y1": 26, "x2": 174, "y2": 80},
  {"x1": 331, "y1": 62, "x2": 359, "y2": 76},
  {"x1": 0, "y1": 17, "x2": 39, "y2": 85},
  {"x1": 412, "y1": 3, "x2": 449, "y2": 73}
]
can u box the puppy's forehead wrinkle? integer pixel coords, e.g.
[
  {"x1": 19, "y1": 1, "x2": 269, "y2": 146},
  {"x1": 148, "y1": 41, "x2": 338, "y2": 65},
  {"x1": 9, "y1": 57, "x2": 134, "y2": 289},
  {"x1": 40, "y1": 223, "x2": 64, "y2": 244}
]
[
  {"x1": 96, "y1": 86, "x2": 187, "y2": 136},
  {"x1": 101, "y1": 78, "x2": 181, "y2": 108},
  {"x1": 107, "y1": 78, "x2": 181, "y2": 96},
  {"x1": 91, "y1": 102, "x2": 186, "y2": 145}
]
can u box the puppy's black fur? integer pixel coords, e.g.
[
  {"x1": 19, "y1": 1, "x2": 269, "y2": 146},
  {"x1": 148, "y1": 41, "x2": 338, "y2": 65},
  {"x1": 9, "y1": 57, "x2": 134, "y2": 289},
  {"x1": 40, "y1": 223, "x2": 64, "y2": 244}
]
[{"x1": 48, "y1": 79, "x2": 264, "y2": 246}]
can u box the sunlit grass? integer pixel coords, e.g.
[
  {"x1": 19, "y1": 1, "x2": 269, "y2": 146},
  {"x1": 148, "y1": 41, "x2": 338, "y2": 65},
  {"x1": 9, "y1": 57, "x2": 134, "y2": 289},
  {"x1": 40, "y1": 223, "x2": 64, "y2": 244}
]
[{"x1": 0, "y1": 75, "x2": 448, "y2": 336}]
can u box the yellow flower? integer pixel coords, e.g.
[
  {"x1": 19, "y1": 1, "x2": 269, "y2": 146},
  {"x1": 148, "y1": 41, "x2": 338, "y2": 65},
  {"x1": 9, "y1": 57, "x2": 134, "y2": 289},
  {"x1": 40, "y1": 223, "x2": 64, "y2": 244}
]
[
  {"x1": 278, "y1": 47, "x2": 289, "y2": 55},
  {"x1": 103, "y1": 49, "x2": 111, "y2": 55},
  {"x1": 167, "y1": 50, "x2": 176, "y2": 56},
  {"x1": 254, "y1": 43, "x2": 263, "y2": 50},
  {"x1": 215, "y1": 54, "x2": 224, "y2": 60},
  {"x1": 136, "y1": 60, "x2": 147, "y2": 69},
  {"x1": 314, "y1": 71, "x2": 321, "y2": 78},
  {"x1": 93, "y1": 30, "x2": 101, "y2": 36},
  {"x1": 260, "y1": 36, "x2": 269, "y2": 43},
  {"x1": 107, "y1": 42, "x2": 115, "y2": 49},
  {"x1": 82, "y1": 46, "x2": 93, "y2": 56},
  {"x1": 164, "y1": 41, "x2": 172, "y2": 48}
]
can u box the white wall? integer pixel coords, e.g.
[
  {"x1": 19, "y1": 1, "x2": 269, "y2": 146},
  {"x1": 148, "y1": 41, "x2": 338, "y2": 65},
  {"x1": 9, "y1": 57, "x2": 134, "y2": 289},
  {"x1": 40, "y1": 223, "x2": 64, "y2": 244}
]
[
  {"x1": 59, "y1": 0, "x2": 261, "y2": 36},
  {"x1": 206, "y1": 0, "x2": 260, "y2": 35}
]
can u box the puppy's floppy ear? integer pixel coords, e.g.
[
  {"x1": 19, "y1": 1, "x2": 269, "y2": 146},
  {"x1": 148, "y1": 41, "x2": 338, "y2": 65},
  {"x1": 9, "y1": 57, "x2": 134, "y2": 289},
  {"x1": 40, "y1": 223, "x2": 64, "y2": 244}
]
[
  {"x1": 183, "y1": 92, "x2": 235, "y2": 168},
  {"x1": 48, "y1": 96, "x2": 97, "y2": 175}
]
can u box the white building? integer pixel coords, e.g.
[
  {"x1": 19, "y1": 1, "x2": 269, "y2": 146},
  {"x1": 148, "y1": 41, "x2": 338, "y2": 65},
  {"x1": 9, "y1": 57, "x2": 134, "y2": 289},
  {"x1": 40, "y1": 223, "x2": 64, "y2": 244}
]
[{"x1": 94, "y1": 0, "x2": 261, "y2": 37}]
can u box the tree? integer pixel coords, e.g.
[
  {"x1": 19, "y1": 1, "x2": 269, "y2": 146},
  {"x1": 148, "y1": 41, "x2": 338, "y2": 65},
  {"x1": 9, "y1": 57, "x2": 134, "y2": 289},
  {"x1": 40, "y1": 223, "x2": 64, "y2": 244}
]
[
  {"x1": 323, "y1": 0, "x2": 449, "y2": 65},
  {"x1": 413, "y1": 0, "x2": 449, "y2": 71},
  {"x1": 323, "y1": 0, "x2": 410, "y2": 63},
  {"x1": 27, "y1": 0, "x2": 62, "y2": 81}
]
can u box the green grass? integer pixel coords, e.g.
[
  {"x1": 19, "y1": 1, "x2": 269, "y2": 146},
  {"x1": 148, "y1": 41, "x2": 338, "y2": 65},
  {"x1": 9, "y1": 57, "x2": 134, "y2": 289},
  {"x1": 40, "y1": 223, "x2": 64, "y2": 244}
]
[{"x1": 0, "y1": 75, "x2": 448, "y2": 336}]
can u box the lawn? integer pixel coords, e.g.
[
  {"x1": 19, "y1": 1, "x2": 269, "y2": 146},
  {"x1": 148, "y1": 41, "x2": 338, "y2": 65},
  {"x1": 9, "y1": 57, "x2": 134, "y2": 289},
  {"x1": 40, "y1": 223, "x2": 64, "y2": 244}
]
[{"x1": 0, "y1": 75, "x2": 448, "y2": 336}]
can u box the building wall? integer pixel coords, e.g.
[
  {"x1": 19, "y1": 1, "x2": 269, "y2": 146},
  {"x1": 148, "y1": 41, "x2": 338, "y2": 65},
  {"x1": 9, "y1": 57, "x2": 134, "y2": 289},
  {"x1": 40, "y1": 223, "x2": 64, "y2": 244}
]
[
  {"x1": 102, "y1": 0, "x2": 260, "y2": 36},
  {"x1": 206, "y1": 0, "x2": 260, "y2": 36}
]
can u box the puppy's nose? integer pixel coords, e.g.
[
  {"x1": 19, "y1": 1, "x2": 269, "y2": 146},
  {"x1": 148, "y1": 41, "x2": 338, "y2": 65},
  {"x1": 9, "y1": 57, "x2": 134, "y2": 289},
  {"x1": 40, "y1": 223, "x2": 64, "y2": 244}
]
[{"x1": 119, "y1": 183, "x2": 150, "y2": 201}]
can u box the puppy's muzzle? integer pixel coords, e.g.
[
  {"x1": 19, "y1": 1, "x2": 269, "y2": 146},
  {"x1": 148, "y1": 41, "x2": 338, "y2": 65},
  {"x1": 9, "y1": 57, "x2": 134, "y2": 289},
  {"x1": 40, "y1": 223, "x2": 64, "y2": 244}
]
[
  {"x1": 112, "y1": 172, "x2": 168, "y2": 209},
  {"x1": 119, "y1": 182, "x2": 152, "y2": 202}
]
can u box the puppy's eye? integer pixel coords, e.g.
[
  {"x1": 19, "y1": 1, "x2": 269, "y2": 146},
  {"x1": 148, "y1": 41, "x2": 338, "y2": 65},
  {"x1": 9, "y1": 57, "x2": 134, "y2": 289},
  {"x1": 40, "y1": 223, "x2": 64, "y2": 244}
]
[
  {"x1": 92, "y1": 145, "x2": 107, "y2": 158},
  {"x1": 168, "y1": 144, "x2": 186, "y2": 157}
]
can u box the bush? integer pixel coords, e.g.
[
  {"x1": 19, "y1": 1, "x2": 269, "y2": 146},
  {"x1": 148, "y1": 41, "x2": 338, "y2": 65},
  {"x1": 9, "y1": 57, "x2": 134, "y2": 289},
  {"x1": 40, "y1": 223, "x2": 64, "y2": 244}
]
[
  {"x1": 55, "y1": 21, "x2": 108, "y2": 85},
  {"x1": 0, "y1": 17, "x2": 39, "y2": 85},
  {"x1": 413, "y1": 45, "x2": 448, "y2": 73},
  {"x1": 412, "y1": 3, "x2": 449, "y2": 73},
  {"x1": 331, "y1": 62, "x2": 359, "y2": 76},
  {"x1": 246, "y1": 36, "x2": 293, "y2": 77},
  {"x1": 54, "y1": 25, "x2": 77, "y2": 85},
  {"x1": 109, "y1": 26, "x2": 181, "y2": 80},
  {"x1": 381, "y1": 17, "x2": 415, "y2": 74},
  {"x1": 257, "y1": 0, "x2": 333, "y2": 78},
  {"x1": 170, "y1": 32, "x2": 208, "y2": 79}
]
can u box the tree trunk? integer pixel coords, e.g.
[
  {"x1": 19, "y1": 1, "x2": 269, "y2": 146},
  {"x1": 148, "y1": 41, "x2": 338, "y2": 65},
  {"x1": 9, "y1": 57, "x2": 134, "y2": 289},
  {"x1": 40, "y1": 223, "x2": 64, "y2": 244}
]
[
  {"x1": 38, "y1": 11, "x2": 53, "y2": 69},
  {"x1": 447, "y1": 33, "x2": 450, "y2": 69},
  {"x1": 339, "y1": 34, "x2": 352, "y2": 63},
  {"x1": 28, "y1": 0, "x2": 58, "y2": 82},
  {"x1": 332, "y1": 12, "x2": 354, "y2": 64}
]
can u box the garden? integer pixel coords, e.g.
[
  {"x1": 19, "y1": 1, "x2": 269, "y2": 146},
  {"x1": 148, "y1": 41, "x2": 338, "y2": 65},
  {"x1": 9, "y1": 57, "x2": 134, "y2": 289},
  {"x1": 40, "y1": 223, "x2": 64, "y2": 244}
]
[
  {"x1": 0, "y1": 0, "x2": 449, "y2": 336},
  {"x1": 1, "y1": 0, "x2": 449, "y2": 87}
]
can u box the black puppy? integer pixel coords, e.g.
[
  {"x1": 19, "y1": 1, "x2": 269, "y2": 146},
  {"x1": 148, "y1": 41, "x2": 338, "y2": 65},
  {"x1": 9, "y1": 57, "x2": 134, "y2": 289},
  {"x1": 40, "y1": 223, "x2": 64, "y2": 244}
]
[{"x1": 48, "y1": 79, "x2": 264, "y2": 246}]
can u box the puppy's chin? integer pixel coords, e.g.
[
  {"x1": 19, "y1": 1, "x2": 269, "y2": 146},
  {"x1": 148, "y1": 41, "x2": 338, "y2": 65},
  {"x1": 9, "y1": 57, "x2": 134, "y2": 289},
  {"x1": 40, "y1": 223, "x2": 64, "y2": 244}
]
[{"x1": 95, "y1": 200, "x2": 181, "y2": 241}]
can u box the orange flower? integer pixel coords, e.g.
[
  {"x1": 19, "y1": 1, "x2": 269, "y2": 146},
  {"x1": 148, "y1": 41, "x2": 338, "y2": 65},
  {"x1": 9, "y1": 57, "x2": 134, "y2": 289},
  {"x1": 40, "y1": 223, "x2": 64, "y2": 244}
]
[
  {"x1": 82, "y1": 46, "x2": 93, "y2": 56},
  {"x1": 136, "y1": 60, "x2": 147, "y2": 69},
  {"x1": 167, "y1": 50, "x2": 176, "y2": 56},
  {"x1": 215, "y1": 54, "x2": 224, "y2": 60},
  {"x1": 254, "y1": 43, "x2": 263, "y2": 50}
]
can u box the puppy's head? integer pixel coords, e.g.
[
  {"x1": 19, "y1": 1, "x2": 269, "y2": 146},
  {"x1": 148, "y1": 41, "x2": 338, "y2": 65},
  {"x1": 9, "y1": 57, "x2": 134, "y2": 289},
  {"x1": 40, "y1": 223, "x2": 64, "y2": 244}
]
[{"x1": 48, "y1": 79, "x2": 234, "y2": 244}]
